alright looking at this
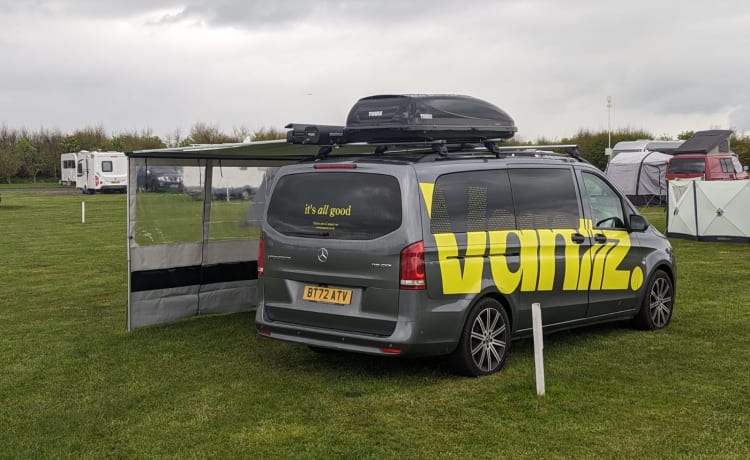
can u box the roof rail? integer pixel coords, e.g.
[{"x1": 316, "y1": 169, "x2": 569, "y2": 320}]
[{"x1": 488, "y1": 144, "x2": 587, "y2": 163}]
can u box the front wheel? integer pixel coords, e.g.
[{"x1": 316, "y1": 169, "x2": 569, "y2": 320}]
[
  {"x1": 633, "y1": 269, "x2": 674, "y2": 330},
  {"x1": 450, "y1": 298, "x2": 511, "y2": 377}
]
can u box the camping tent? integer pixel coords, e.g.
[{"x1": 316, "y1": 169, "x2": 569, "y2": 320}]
[{"x1": 605, "y1": 150, "x2": 672, "y2": 205}]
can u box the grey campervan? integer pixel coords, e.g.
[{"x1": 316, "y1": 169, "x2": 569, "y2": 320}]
[{"x1": 255, "y1": 95, "x2": 676, "y2": 376}]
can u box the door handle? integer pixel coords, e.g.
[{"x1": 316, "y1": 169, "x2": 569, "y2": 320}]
[
  {"x1": 594, "y1": 233, "x2": 607, "y2": 243},
  {"x1": 571, "y1": 233, "x2": 586, "y2": 244}
]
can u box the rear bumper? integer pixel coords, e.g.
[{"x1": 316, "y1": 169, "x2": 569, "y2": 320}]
[
  {"x1": 100, "y1": 185, "x2": 126, "y2": 192},
  {"x1": 255, "y1": 304, "x2": 456, "y2": 357}
]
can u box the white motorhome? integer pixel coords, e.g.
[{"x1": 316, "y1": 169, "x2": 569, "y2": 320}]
[
  {"x1": 76, "y1": 151, "x2": 127, "y2": 194},
  {"x1": 60, "y1": 152, "x2": 79, "y2": 185}
]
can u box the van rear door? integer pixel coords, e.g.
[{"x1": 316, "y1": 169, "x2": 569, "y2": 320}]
[{"x1": 260, "y1": 164, "x2": 417, "y2": 336}]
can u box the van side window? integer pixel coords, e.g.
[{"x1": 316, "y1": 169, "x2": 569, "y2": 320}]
[
  {"x1": 431, "y1": 170, "x2": 515, "y2": 233},
  {"x1": 77, "y1": 161, "x2": 83, "y2": 176},
  {"x1": 508, "y1": 168, "x2": 579, "y2": 229},
  {"x1": 720, "y1": 158, "x2": 733, "y2": 173},
  {"x1": 582, "y1": 173, "x2": 625, "y2": 229}
]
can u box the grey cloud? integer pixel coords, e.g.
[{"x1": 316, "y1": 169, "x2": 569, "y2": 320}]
[
  {"x1": 1, "y1": 0, "x2": 461, "y2": 25},
  {"x1": 155, "y1": 0, "x2": 464, "y2": 28},
  {"x1": 2, "y1": 0, "x2": 750, "y2": 139}
]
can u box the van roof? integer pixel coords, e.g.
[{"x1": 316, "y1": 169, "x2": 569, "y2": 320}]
[{"x1": 673, "y1": 130, "x2": 732, "y2": 154}]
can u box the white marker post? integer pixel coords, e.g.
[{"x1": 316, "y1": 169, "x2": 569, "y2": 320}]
[
  {"x1": 81, "y1": 201, "x2": 86, "y2": 224},
  {"x1": 531, "y1": 302, "x2": 545, "y2": 396}
]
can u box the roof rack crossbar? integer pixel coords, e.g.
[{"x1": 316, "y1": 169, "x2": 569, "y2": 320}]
[
  {"x1": 484, "y1": 141, "x2": 504, "y2": 158},
  {"x1": 431, "y1": 142, "x2": 448, "y2": 157},
  {"x1": 315, "y1": 146, "x2": 333, "y2": 160}
]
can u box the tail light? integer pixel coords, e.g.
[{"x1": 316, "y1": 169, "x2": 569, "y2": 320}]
[
  {"x1": 258, "y1": 237, "x2": 265, "y2": 277},
  {"x1": 95, "y1": 175, "x2": 100, "y2": 186},
  {"x1": 400, "y1": 241, "x2": 425, "y2": 290},
  {"x1": 380, "y1": 347, "x2": 402, "y2": 354}
]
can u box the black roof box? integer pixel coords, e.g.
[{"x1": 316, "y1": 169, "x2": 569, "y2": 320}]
[{"x1": 344, "y1": 94, "x2": 517, "y2": 144}]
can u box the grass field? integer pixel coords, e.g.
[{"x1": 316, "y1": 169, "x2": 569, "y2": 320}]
[{"x1": 1, "y1": 191, "x2": 748, "y2": 459}]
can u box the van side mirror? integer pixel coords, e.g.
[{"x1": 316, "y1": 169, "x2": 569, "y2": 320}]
[{"x1": 629, "y1": 214, "x2": 649, "y2": 232}]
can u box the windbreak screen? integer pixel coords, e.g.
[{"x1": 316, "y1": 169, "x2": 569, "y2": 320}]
[
  {"x1": 135, "y1": 164, "x2": 205, "y2": 245},
  {"x1": 266, "y1": 172, "x2": 402, "y2": 240},
  {"x1": 128, "y1": 158, "x2": 279, "y2": 330},
  {"x1": 208, "y1": 165, "x2": 268, "y2": 241}
]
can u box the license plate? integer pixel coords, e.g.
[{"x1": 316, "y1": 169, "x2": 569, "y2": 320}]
[
  {"x1": 111, "y1": 180, "x2": 120, "y2": 184},
  {"x1": 302, "y1": 286, "x2": 352, "y2": 305}
]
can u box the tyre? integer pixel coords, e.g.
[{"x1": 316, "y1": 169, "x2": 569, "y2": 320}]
[
  {"x1": 450, "y1": 297, "x2": 511, "y2": 377},
  {"x1": 633, "y1": 269, "x2": 674, "y2": 330}
]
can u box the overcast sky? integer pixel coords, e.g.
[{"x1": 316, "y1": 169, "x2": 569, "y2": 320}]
[{"x1": 1, "y1": 0, "x2": 749, "y2": 142}]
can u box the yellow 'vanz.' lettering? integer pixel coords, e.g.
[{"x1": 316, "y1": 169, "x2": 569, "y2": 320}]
[
  {"x1": 562, "y1": 229, "x2": 583, "y2": 291},
  {"x1": 518, "y1": 230, "x2": 539, "y2": 292},
  {"x1": 600, "y1": 231, "x2": 633, "y2": 290},
  {"x1": 419, "y1": 183, "x2": 435, "y2": 217},
  {"x1": 590, "y1": 243, "x2": 614, "y2": 291},
  {"x1": 536, "y1": 230, "x2": 558, "y2": 291},
  {"x1": 488, "y1": 231, "x2": 521, "y2": 294},
  {"x1": 577, "y1": 244, "x2": 599, "y2": 291},
  {"x1": 434, "y1": 232, "x2": 486, "y2": 294}
]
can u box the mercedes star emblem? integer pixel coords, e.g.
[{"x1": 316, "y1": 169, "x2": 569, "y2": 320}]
[{"x1": 317, "y1": 248, "x2": 329, "y2": 263}]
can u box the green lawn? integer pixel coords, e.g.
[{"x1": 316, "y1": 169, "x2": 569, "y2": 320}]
[{"x1": 0, "y1": 194, "x2": 748, "y2": 459}]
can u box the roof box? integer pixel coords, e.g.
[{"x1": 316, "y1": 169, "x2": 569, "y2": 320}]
[{"x1": 343, "y1": 94, "x2": 517, "y2": 144}]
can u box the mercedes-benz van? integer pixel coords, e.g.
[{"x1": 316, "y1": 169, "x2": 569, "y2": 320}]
[{"x1": 255, "y1": 95, "x2": 676, "y2": 376}]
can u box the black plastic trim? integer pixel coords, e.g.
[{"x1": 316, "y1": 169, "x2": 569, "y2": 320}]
[{"x1": 131, "y1": 262, "x2": 258, "y2": 292}]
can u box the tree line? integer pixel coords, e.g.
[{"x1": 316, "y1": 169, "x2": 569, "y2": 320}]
[
  {"x1": 0, "y1": 124, "x2": 286, "y2": 184},
  {"x1": 1, "y1": 123, "x2": 748, "y2": 184}
]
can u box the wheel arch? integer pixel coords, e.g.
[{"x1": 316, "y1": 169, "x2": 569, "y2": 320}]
[
  {"x1": 466, "y1": 288, "x2": 515, "y2": 334},
  {"x1": 640, "y1": 261, "x2": 676, "y2": 304}
]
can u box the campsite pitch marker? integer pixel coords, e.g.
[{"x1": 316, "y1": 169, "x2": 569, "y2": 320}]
[{"x1": 532, "y1": 302, "x2": 545, "y2": 396}]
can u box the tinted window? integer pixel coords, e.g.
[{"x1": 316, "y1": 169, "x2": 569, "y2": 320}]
[
  {"x1": 431, "y1": 170, "x2": 515, "y2": 233},
  {"x1": 509, "y1": 168, "x2": 579, "y2": 229},
  {"x1": 267, "y1": 172, "x2": 401, "y2": 240},
  {"x1": 582, "y1": 173, "x2": 625, "y2": 229},
  {"x1": 102, "y1": 161, "x2": 113, "y2": 172},
  {"x1": 720, "y1": 158, "x2": 733, "y2": 173},
  {"x1": 669, "y1": 158, "x2": 705, "y2": 174}
]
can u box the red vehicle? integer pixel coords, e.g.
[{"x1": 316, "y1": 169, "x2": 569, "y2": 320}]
[{"x1": 665, "y1": 154, "x2": 749, "y2": 181}]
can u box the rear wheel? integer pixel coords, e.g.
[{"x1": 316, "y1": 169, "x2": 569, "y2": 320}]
[
  {"x1": 450, "y1": 298, "x2": 510, "y2": 377},
  {"x1": 633, "y1": 269, "x2": 674, "y2": 330}
]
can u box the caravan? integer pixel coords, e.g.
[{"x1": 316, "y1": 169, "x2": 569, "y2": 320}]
[
  {"x1": 76, "y1": 151, "x2": 127, "y2": 194},
  {"x1": 60, "y1": 152, "x2": 78, "y2": 185}
]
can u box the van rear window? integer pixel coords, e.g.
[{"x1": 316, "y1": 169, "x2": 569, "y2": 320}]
[
  {"x1": 266, "y1": 172, "x2": 402, "y2": 240},
  {"x1": 669, "y1": 158, "x2": 705, "y2": 174}
]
